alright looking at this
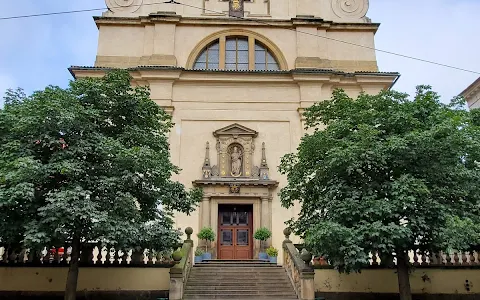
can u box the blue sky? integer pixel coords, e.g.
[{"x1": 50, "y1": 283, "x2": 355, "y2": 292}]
[{"x1": 1, "y1": 0, "x2": 479, "y2": 107}]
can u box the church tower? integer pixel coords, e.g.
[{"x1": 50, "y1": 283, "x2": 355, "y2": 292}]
[{"x1": 70, "y1": 0, "x2": 398, "y2": 260}]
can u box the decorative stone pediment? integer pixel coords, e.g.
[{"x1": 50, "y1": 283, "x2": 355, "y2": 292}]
[
  {"x1": 213, "y1": 123, "x2": 258, "y2": 138},
  {"x1": 196, "y1": 124, "x2": 277, "y2": 190}
]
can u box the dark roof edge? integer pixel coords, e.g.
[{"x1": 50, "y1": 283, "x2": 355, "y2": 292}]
[
  {"x1": 459, "y1": 77, "x2": 480, "y2": 97},
  {"x1": 69, "y1": 65, "x2": 400, "y2": 79}
]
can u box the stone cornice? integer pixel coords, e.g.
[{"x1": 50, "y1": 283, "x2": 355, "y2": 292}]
[
  {"x1": 69, "y1": 66, "x2": 399, "y2": 87},
  {"x1": 193, "y1": 179, "x2": 279, "y2": 188},
  {"x1": 93, "y1": 15, "x2": 380, "y2": 32},
  {"x1": 460, "y1": 77, "x2": 480, "y2": 99}
]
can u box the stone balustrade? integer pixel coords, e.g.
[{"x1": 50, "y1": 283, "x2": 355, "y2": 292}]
[
  {"x1": 310, "y1": 249, "x2": 480, "y2": 268},
  {"x1": 169, "y1": 227, "x2": 194, "y2": 300},
  {"x1": 282, "y1": 228, "x2": 315, "y2": 300},
  {"x1": 0, "y1": 244, "x2": 177, "y2": 267}
]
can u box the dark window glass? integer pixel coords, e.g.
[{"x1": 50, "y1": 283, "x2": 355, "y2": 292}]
[
  {"x1": 254, "y1": 42, "x2": 279, "y2": 70},
  {"x1": 221, "y1": 229, "x2": 233, "y2": 246},
  {"x1": 237, "y1": 229, "x2": 249, "y2": 245},
  {"x1": 237, "y1": 212, "x2": 248, "y2": 225},
  {"x1": 193, "y1": 40, "x2": 220, "y2": 70},
  {"x1": 225, "y1": 37, "x2": 249, "y2": 71},
  {"x1": 222, "y1": 212, "x2": 232, "y2": 225}
]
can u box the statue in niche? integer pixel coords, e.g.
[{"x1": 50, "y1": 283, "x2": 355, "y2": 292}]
[{"x1": 230, "y1": 146, "x2": 243, "y2": 177}]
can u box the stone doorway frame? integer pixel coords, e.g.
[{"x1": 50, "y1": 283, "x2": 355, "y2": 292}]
[{"x1": 193, "y1": 180, "x2": 277, "y2": 259}]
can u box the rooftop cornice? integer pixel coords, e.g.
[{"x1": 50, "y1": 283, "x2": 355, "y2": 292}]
[
  {"x1": 93, "y1": 15, "x2": 380, "y2": 31},
  {"x1": 69, "y1": 66, "x2": 399, "y2": 87},
  {"x1": 70, "y1": 65, "x2": 398, "y2": 78},
  {"x1": 460, "y1": 77, "x2": 480, "y2": 99}
]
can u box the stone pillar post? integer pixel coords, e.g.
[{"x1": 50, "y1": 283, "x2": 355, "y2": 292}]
[
  {"x1": 201, "y1": 196, "x2": 211, "y2": 229},
  {"x1": 261, "y1": 196, "x2": 270, "y2": 247}
]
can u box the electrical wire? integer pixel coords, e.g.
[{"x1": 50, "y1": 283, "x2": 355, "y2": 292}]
[{"x1": 1, "y1": 0, "x2": 479, "y2": 75}]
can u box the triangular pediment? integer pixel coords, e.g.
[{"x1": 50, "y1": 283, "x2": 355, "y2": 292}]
[{"x1": 213, "y1": 123, "x2": 258, "y2": 138}]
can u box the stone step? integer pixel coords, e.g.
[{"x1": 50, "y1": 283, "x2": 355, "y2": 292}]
[
  {"x1": 201, "y1": 259, "x2": 271, "y2": 262},
  {"x1": 184, "y1": 289, "x2": 297, "y2": 293},
  {"x1": 189, "y1": 274, "x2": 287, "y2": 279},
  {"x1": 190, "y1": 267, "x2": 286, "y2": 272},
  {"x1": 185, "y1": 262, "x2": 297, "y2": 300},
  {"x1": 187, "y1": 279, "x2": 291, "y2": 284},
  {"x1": 184, "y1": 297, "x2": 298, "y2": 300},
  {"x1": 186, "y1": 285, "x2": 295, "y2": 290},
  {"x1": 184, "y1": 292, "x2": 297, "y2": 297},
  {"x1": 195, "y1": 263, "x2": 279, "y2": 267}
]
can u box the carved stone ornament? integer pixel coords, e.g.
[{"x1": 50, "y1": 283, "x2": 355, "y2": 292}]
[
  {"x1": 229, "y1": 0, "x2": 244, "y2": 18},
  {"x1": 105, "y1": 0, "x2": 143, "y2": 13},
  {"x1": 197, "y1": 124, "x2": 275, "y2": 186},
  {"x1": 213, "y1": 123, "x2": 258, "y2": 178},
  {"x1": 332, "y1": 0, "x2": 369, "y2": 19},
  {"x1": 229, "y1": 184, "x2": 240, "y2": 194}
]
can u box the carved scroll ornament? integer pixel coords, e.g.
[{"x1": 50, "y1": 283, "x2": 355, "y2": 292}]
[{"x1": 332, "y1": 0, "x2": 369, "y2": 19}]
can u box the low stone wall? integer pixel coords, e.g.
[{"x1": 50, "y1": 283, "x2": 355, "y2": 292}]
[
  {"x1": 0, "y1": 267, "x2": 170, "y2": 299},
  {"x1": 314, "y1": 268, "x2": 480, "y2": 300}
]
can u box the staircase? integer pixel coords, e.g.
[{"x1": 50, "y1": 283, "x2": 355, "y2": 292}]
[{"x1": 183, "y1": 260, "x2": 298, "y2": 300}]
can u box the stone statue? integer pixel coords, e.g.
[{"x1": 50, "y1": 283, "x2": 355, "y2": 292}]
[{"x1": 230, "y1": 146, "x2": 243, "y2": 176}]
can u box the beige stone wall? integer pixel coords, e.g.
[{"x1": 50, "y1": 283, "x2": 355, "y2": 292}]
[
  {"x1": 103, "y1": 0, "x2": 371, "y2": 23},
  {"x1": 315, "y1": 268, "x2": 480, "y2": 294},
  {"x1": 71, "y1": 67, "x2": 397, "y2": 263},
  {"x1": 94, "y1": 19, "x2": 379, "y2": 72},
  {"x1": 71, "y1": 0, "x2": 395, "y2": 266},
  {"x1": 0, "y1": 267, "x2": 170, "y2": 292}
]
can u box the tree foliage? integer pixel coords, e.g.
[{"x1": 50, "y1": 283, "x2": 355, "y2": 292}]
[
  {"x1": 279, "y1": 87, "x2": 480, "y2": 273},
  {"x1": 0, "y1": 70, "x2": 202, "y2": 286}
]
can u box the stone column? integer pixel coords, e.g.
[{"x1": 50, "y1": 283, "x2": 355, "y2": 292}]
[
  {"x1": 261, "y1": 196, "x2": 271, "y2": 247},
  {"x1": 201, "y1": 196, "x2": 211, "y2": 229}
]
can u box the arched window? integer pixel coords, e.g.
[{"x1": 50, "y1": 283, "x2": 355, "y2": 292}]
[
  {"x1": 193, "y1": 41, "x2": 220, "y2": 70},
  {"x1": 193, "y1": 36, "x2": 280, "y2": 71}
]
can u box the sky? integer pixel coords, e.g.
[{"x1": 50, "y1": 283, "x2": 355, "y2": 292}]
[{"x1": 0, "y1": 0, "x2": 479, "y2": 107}]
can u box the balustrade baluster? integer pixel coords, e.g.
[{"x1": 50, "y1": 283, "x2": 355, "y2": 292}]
[
  {"x1": 112, "y1": 248, "x2": 119, "y2": 264},
  {"x1": 413, "y1": 250, "x2": 419, "y2": 266},
  {"x1": 453, "y1": 252, "x2": 460, "y2": 265},
  {"x1": 462, "y1": 252, "x2": 468, "y2": 265},
  {"x1": 469, "y1": 251, "x2": 475, "y2": 265},
  {"x1": 147, "y1": 250, "x2": 154, "y2": 264},
  {"x1": 105, "y1": 247, "x2": 111, "y2": 265},
  {"x1": 42, "y1": 248, "x2": 50, "y2": 264},
  {"x1": 65, "y1": 246, "x2": 72, "y2": 264},
  {"x1": 437, "y1": 252, "x2": 445, "y2": 265},
  {"x1": 371, "y1": 252, "x2": 378, "y2": 266},
  {"x1": 445, "y1": 252, "x2": 452, "y2": 265},
  {"x1": 421, "y1": 252, "x2": 428, "y2": 266}
]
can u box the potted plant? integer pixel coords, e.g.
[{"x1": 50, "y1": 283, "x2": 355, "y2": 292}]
[
  {"x1": 266, "y1": 246, "x2": 278, "y2": 264},
  {"x1": 254, "y1": 227, "x2": 272, "y2": 260},
  {"x1": 197, "y1": 227, "x2": 215, "y2": 260},
  {"x1": 194, "y1": 248, "x2": 204, "y2": 263}
]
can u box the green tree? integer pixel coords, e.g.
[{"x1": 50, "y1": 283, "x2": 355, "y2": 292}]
[
  {"x1": 0, "y1": 70, "x2": 202, "y2": 300},
  {"x1": 279, "y1": 87, "x2": 480, "y2": 300}
]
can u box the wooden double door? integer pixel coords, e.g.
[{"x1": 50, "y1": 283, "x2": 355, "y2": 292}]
[{"x1": 218, "y1": 204, "x2": 253, "y2": 259}]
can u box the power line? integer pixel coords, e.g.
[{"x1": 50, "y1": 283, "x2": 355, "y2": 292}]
[
  {"x1": 0, "y1": 1, "x2": 174, "y2": 20},
  {"x1": 1, "y1": 1, "x2": 479, "y2": 75},
  {"x1": 179, "y1": 2, "x2": 480, "y2": 75}
]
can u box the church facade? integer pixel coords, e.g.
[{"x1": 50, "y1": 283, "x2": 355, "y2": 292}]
[{"x1": 70, "y1": 0, "x2": 399, "y2": 260}]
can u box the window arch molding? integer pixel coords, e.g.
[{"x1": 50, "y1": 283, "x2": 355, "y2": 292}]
[{"x1": 187, "y1": 29, "x2": 288, "y2": 70}]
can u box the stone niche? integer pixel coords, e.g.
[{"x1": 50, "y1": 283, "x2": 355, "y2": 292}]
[{"x1": 198, "y1": 123, "x2": 273, "y2": 182}]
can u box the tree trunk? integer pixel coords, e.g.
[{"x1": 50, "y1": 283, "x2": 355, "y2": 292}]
[
  {"x1": 396, "y1": 251, "x2": 412, "y2": 300},
  {"x1": 64, "y1": 236, "x2": 80, "y2": 300}
]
